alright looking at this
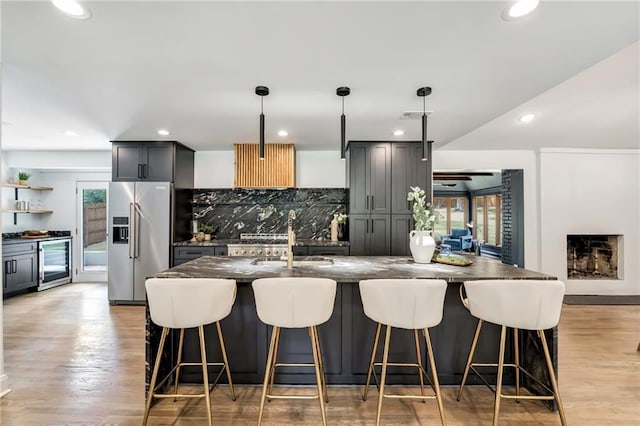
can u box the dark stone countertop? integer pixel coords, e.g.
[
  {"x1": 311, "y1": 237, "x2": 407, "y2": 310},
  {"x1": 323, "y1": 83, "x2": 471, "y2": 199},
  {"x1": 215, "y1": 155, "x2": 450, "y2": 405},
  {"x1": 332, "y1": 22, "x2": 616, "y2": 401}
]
[
  {"x1": 173, "y1": 239, "x2": 349, "y2": 247},
  {"x1": 2, "y1": 235, "x2": 73, "y2": 245},
  {"x1": 152, "y1": 255, "x2": 553, "y2": 284}
]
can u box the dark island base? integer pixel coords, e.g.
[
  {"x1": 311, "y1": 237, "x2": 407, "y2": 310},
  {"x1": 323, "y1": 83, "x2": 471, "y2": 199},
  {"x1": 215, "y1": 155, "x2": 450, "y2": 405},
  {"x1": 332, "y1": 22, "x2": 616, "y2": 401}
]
[{"x1": 146, "y1": 282, "x2": 557, "y2": 410}]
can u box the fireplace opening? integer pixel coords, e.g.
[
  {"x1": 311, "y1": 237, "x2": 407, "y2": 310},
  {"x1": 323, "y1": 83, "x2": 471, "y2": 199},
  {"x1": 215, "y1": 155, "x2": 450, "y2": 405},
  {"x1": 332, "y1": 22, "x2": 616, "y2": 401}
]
[{"x1": 566, "y1": 235, "x2": 621, "y2": 280}]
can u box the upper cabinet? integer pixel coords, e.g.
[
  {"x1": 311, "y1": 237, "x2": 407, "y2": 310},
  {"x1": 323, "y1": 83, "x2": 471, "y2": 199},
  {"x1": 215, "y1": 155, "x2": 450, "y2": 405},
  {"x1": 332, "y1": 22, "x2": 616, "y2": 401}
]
[
  {"x1": 390, "y1": 143, "x2": 428, "y2": 214},
  {"x1": 111, "y1": 141, "x2": 195, "y2": 187},
  {"x1": 348, "y1": 142, "x2": 392, "y2": 215}
]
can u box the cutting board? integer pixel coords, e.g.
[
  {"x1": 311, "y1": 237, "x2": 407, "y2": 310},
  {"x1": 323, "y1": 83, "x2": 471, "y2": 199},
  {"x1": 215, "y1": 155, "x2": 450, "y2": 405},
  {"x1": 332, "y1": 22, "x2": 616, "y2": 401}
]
[{"x1": 21, "y1": 234, "x2": 49, "y2": 239}]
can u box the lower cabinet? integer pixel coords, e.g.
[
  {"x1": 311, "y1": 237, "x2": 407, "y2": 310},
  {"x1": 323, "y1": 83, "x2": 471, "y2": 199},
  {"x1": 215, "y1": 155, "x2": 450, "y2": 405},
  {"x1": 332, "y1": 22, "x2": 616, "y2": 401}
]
[
  {"x1": 294, "y1": 246, "x2": 350, "y2": 256},
  {"x1": 173, "y1": 246, "x2": 227, "y2": 266},
  {"x1": 391, "y1": 214, "x2": 413, "y2": 256},
  {"x1": 3, "y1": 242, "x2": 38, "y2": 296},
  {"x1": 349, "y1": 214, "x2": 390, "y2": 256}
]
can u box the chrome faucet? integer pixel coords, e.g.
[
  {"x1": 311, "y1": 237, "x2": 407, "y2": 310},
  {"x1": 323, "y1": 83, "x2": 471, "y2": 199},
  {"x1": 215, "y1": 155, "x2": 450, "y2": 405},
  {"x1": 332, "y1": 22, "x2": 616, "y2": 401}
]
[{"x1": 286, "y1": 209, "x2": 296, "y2": 269}]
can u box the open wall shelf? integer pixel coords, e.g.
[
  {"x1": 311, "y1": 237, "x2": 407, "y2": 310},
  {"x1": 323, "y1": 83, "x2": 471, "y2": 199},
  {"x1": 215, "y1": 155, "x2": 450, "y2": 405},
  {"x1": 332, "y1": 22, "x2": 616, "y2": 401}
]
[{"x1": 1, "y1": 184, "x2": 54, "y2": 224}]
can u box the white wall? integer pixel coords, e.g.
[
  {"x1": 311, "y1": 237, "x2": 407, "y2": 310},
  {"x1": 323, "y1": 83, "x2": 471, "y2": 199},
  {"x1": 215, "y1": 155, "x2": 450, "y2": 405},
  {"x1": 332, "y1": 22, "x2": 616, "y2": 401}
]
[
  {"x1": 194, "y1": 150, "x2": 347, "y2": 188},
  {"x1": 0, "y1": 3, "x2": 9, "y2": 398},
  {"x1": 539, "y1": 148, "x2": 640, "y2": 295},
  {"x1": 4, "y1": 150, "x2": 110, "y2": 170}
]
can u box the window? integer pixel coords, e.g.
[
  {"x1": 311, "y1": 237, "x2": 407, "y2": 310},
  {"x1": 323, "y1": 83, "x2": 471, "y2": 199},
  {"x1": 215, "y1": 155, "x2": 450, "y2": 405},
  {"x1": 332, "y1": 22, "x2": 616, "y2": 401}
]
[
  {"x1": 433, "y1": 197, "x2": 468, "y2": 236},
  {"x1": 473, "y1": 194, "x2": 501, "y2": 245}
]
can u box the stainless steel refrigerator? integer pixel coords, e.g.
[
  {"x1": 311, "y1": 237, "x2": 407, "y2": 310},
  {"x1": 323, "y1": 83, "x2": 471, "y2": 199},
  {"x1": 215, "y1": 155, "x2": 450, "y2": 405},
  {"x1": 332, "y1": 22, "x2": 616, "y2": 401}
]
[{"x1": 108, "y1": 182, "x2": 171, "y2": 304}]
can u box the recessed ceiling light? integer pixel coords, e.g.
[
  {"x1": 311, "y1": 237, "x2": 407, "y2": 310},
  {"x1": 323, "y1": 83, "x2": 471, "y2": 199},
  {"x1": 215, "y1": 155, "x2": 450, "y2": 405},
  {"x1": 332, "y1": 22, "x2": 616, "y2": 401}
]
[
  {"x1": 520, "y1": 113, "x2": 536, "y2": 123},
  {"x1": 157, "y1": 129, "x2": 171, "y2": 136},
  {"x1": 64, "y1": 130, "x2": 78, "y2": 137},
  {"x1": 278, "y1": 130, "x2": 288, "y2": 137},
  {"x1": 393, "y1": 130, "x2": 405, "y2": 137},
  {"x1": 502, "y1": 0, "x2": 539, "y2": 20},
  {"x1": 51, "y1": 0, "x2": 92, "y2": 19}
]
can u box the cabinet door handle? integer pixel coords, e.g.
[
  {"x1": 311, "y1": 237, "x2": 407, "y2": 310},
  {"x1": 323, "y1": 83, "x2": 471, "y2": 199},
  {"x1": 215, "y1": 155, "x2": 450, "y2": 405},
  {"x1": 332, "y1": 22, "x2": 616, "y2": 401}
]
[
  {"x1": 371, "y1": 219, "x2": 374, "y2": 233},
  {"x1": 12, "y1": 259, "x2": 17, "y2": 274},
  {"x1": 143, "y1": 163, "x2": 148, "y2": 178},
  {"x1": 137, "y1": 163, "x2": 143, "y2": 179},
  {"x1": 371, "y1": 195, "x2": 374, "y2": 210},
  {"x1": 365, "y1": 195, "x2": 369, "y2": 210},
  {"x1": 366, "y1": 218, "x2": 369, "y2": 234},
  {"x1": 4, "y1": 260, "x2": 10, "y2": 275}
]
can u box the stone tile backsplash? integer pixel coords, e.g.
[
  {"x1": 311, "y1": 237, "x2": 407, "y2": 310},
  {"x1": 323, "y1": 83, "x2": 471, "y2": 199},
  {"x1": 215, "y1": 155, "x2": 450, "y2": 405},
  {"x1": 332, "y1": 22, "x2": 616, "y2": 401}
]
[{"x1": 191, "y1": 188, "x2": 348, "y2": 240}]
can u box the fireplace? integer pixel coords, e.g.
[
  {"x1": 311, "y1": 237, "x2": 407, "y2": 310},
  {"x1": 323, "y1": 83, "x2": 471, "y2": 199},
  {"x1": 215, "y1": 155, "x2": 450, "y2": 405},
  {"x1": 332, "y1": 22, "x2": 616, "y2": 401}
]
[{"x1": 566, "y1": 235, "x2": 621, "y2": 280}]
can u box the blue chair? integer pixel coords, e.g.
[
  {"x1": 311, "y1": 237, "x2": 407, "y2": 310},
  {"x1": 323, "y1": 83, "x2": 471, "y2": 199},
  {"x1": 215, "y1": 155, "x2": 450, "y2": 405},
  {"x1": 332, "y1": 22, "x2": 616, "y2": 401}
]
[{"x1": 442, "y1": 228, "x2": 473, "y2": 251}]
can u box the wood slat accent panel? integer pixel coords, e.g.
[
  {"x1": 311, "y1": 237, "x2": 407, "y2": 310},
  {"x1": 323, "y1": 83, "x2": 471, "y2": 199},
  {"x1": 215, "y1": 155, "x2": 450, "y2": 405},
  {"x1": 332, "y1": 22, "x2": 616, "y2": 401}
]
[{"x1": 234, "y1": 143, "x2": 296, "y2": 188}]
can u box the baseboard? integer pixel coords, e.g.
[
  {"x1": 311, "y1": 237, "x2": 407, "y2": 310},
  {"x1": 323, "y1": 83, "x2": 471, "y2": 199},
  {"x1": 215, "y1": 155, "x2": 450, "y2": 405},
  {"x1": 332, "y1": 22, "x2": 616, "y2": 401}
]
[
  {"x1": 0, "y1": 373, "x2": 11, "y2": 398},
  {"x1": 563, "y1": 295, "x2": 640, "y2": 305}
]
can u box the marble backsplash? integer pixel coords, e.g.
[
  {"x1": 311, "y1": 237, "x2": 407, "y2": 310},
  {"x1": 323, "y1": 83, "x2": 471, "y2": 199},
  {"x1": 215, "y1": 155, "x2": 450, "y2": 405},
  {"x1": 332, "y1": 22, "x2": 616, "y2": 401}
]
[{"x1": 191, "y1": 188, "x2": 348, "y2": 240}]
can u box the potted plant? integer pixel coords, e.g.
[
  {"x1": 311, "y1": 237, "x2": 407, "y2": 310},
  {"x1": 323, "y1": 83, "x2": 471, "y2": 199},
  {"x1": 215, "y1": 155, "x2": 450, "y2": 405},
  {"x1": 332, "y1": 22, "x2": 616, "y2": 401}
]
[
  {"x1": 200, "y1": 224, "x2": 216, "y2": 241},
  {"x1": 407, "y1": 186, "x2": 439, "y2": 263},
  {"x1": 18, "y1": 171, "x2": 31, "y2": 186}
]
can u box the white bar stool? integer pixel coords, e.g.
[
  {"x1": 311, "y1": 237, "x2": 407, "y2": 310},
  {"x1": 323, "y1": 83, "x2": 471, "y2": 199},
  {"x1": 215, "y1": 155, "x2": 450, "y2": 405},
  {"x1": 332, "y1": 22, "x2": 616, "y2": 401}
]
[
  {"x1": 252, "y1": 277, "x2": 337, "y2": 426},
  {"x1": 457, "y1": 279, "x2": 567, "y2": 426},
  {"x1": 143, "y1": 278, "x2": 237, "y2": 426},
  {"x1": 359, "y1": 279, "x2": 448, "y2": 426}
]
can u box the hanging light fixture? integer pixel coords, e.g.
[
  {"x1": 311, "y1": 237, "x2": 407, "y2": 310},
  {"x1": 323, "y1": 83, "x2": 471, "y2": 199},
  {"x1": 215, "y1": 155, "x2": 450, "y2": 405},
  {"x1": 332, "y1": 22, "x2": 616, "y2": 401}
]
[
  {"x1": 337, "y1": 87, "x2": 351, "y2": 159},
  {"x1": 417, "y1": 86, "x2": 432, "y2": 161},
  {"x1": 255, "y1": 86, "x2": 269, "y2": 160}
]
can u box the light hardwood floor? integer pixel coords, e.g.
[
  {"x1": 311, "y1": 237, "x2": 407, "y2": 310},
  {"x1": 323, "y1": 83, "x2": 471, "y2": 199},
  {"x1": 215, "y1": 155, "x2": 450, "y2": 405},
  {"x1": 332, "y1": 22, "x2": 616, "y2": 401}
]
[{"x1": 1, "y1": 283, "x2": 638, "y2": 425}]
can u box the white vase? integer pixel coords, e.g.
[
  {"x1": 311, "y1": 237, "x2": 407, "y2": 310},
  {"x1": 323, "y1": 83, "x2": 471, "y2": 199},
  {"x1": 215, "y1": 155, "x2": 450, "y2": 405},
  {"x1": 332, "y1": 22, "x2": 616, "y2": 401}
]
[{"x1": 409, "y1": 230, "x2": 436, "y2": 264}]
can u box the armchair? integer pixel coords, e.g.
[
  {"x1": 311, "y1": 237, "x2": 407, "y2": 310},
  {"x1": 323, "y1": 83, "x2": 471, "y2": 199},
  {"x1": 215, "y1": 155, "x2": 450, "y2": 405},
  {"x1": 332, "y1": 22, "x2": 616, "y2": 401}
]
[{"x1": 442, "y1": 228, "x2": 473, "y2": 251}]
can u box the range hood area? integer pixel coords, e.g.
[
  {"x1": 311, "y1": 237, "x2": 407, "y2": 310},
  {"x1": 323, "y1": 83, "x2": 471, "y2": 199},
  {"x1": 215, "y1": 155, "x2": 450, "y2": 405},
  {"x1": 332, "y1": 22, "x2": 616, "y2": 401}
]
[{"x1": 234, "y1": 143, "x2": 296, "y2": 188}]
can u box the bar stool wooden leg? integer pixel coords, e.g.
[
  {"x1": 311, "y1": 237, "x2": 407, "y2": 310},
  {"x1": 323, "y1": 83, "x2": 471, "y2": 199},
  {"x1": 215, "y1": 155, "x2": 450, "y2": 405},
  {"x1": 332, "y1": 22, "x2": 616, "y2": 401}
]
[
  {"x1": 310, "y1": 326, "x2": 328, "y2": 426},
  {"x1": 258, "y1": 326, "x2": 278, "y2": 425},
  {"x1": 414, "y1": 329, "x2": 426, "y2": 400},
  {"x1": 267, "y1": 326, "x2": 281, "y2": 401},
  {"x1": 424, "y1": 328, "x2": 446, "y2": 426},
  {"x1": 198, "y1": 325, "x2": 213, "y2": 426},
  {"x1": 363, "y1": 322, "x2": 382, "y2": 401},
  {"x1": 375, "y1": 325, "x2": 392, "y2": 426},
  {"x1": 538, "y1": 330, "x2": 568, "y2": 426},
  {"x1": 215, "y1": 321, "x2": 236, "y2": 401},
  {"x1": 457, "y1": 319, "x2": 483, "y2": 401},
  {"x1": 173, "y1": 328, "x2": 185, "y2": 401},
  {"x1": 493, "y1": 325, "x2": 508, "y2": 426},
  {"x1": 143, "y1": 327, "x2": 169, "y2": 426},
  {"x1": 514, "y1": 327, "x2": 520, "y2": 403},
  {"x1": 313, "y1": 325, "x2": 329, "y2": 403}
]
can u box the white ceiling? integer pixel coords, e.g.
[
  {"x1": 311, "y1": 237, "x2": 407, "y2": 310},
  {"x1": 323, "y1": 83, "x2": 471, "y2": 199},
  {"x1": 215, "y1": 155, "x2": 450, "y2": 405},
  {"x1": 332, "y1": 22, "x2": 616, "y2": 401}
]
[{"x1": 1, "y1": 1, "x2": 638, "y2": 152}]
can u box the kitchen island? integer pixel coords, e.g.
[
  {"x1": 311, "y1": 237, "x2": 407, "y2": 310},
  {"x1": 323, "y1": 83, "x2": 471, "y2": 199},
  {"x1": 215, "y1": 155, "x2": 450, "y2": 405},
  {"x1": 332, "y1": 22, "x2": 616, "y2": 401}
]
[{"x1": 147, "y1": 255, "x2": 557, "y2": 403}]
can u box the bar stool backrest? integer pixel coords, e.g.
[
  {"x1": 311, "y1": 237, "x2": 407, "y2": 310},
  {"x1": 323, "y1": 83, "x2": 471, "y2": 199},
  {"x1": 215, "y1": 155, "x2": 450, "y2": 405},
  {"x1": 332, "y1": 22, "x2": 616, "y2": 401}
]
[
  {"x1": 359, "y1": 279, "x2": 448, "y2": 329},
  {"x1": 145, "y1": 278, "x2": 236, "y2": 329},
  {"x1": 252, "y1": 278, "x2": 337, "y2": 328},
  {"x1": 464, "y1": 280, "x2": 565, "y2": 330}
]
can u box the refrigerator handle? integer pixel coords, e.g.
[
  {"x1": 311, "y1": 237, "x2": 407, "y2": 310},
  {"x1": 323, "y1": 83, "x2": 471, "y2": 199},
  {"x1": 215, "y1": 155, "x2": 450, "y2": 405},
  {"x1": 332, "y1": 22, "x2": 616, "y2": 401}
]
[
  {"x1": 133, "y1": 202, "x2": 142, "y2": 259},
  {"x1": 129, "y1": 202, "x2": 136, "y2": 259}
]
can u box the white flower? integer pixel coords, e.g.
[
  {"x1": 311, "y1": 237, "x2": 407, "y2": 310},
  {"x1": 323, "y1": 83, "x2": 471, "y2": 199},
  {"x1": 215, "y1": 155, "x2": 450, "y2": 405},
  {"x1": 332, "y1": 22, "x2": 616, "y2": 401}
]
[{"x1": 407, "y1": 186, "x2": 439, "y2": 231}]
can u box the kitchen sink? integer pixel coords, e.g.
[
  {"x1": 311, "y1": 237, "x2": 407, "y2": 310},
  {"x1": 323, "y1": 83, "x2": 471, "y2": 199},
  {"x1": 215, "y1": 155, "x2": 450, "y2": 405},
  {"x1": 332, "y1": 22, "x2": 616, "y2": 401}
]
[{"x1": 250, "y1": 256, "x2": 334, "y2": 267}]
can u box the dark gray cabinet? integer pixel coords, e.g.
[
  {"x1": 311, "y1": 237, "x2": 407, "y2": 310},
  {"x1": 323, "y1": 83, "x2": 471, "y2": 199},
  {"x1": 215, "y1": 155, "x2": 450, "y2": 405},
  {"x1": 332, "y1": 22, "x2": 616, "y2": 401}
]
[
  {"x1": 391, "y1": 214, "x2": 413, "y2": 256},
  {"x1": 173, "y1": 246, "x2": 227, "y2": 266},
  {"x1": 3, "y1": 242, "x2": 37, "y2": 296},
  {"x1": 349, "y1": 214, "x2": 390, "y2": 256},
  {"x1": 111, "y1": 141, "x2": 194, "y2": 187},
  {"x1": 391, "y1": 143, "x2": 428, "y2": 214},
  {"x1": 348, "y1": 143, "x2": 391, "y2": 215},
  {"x1": 348, "y1": 141, "x2": 428, "y2": 256}
]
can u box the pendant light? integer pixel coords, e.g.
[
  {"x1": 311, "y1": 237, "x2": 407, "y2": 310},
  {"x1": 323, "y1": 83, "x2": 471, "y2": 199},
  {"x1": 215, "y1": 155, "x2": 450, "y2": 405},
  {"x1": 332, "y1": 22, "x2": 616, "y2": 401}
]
[
  {"x1": 417, "y1": 86, "x2": 432, "y2": 161},
  {"x1": 337, "y1": 87, "x2": 351, "y2": 159},
  {"x1": 255, "y1": 86, "x2": 269, "y2": 160}
]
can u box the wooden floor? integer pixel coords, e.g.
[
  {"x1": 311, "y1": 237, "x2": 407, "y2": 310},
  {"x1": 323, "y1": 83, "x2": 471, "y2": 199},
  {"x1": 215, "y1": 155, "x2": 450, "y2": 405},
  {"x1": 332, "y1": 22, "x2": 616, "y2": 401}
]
[{"x1": 1, "y1": 283, "x2": 639, "y2": 425}]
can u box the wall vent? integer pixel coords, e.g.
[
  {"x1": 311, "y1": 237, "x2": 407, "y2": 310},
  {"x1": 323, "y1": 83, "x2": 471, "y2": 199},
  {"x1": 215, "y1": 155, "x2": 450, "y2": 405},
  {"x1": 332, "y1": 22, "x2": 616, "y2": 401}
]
[{"x1": 401, "y1": 110, "x2": 433, "y2": 119}]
